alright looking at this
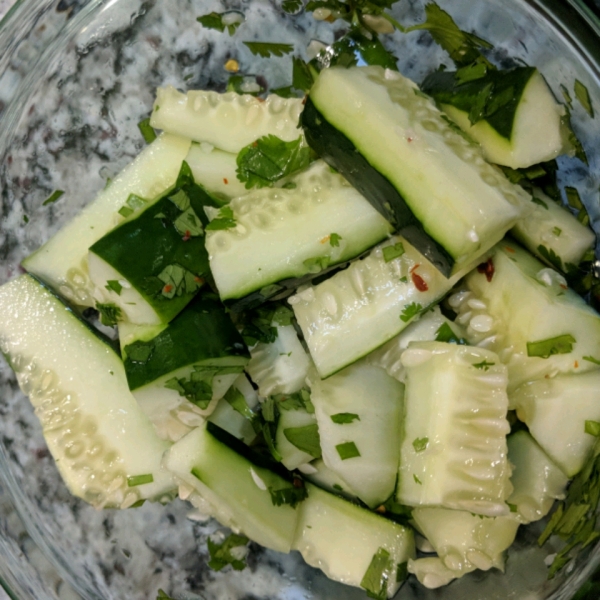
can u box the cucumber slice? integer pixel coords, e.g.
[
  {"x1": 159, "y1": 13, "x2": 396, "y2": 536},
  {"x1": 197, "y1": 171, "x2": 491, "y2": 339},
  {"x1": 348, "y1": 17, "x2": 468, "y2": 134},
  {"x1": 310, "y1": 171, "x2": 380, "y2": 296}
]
[
  {"x1": 22, "y1": 133, "x2": 191, "y2": 307},
  {"x1": 302, "y1": 459, "x2": 357, "y2": 500},
  {"x1": 408, "y1": 508, "x2": 519, "y2": 588},
  {"x1": 163, "y1": 423, "x2": 301, "y2": 553},
  {"x1": 290, "y1": 235, "x2": 462, "y2": 378},
  {"x1": 206, "y1": 160, "x2": 392, "y2": 301},
  {"x1": 308, "y1": 362, "x2": 404, "y2": 508},
  {"x1": 366, "y1": 306, "x2": 466, "y2": 382},
  {"x1": 150, "y1": 86, "x2": 304, "y2": 153},
  {"x1": 89, "y1": 180, "x2": 213, "y2": 325},
  {"x1": 303, "y1": 66, "x2": 531, "y2": 276},
  {"x1": 275, "y1": 406, "x2": 319, "y2": 471},
  {"x1": 246, "y1": 323, "x2": 310, "y2": 397},
  {"x1": 511, "y1": 371, "x2": 600, "y2": 477},
  {"x1": 0, "y1": 275, "x2": 176, "y2": 508},
  {"x1": 421, "y1": 67, "x2": 566, "y2": 169},
  {"x1": 118, "y1": 295, "x2": 249, "y2": 441},
  {"x1": 397, "y1": 341, "x2": 511, "y2": 516},
  {"x1": 511, "y1": 189, "x2": 595, "y2": 270},
  {"x1": 186, "y1": 142, "x2": 247, "y2": 200},
  {"x1": 293, "y1": 483, "x2": 415, "y2": 598},
  {"x1": 458, "y1": 240, "x2": 600, "y2": 390},
  {"x1": 507, "y1": 430, "x2": 568, "y2": 523}
]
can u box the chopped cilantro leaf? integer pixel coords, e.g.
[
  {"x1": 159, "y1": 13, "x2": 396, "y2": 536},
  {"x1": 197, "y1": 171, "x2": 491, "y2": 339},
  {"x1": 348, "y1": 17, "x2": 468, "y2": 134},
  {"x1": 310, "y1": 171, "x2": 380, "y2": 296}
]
[
  {"x1": 382, "y1": 242, "x2": 405, "y2": 262},
  {"x1": 268, "y1": 481, "x2": 308, "y2": 507},
  {"x1": 531, "y1": 196, "x2": 549, "y2": 209},
  {"x1": 560, "y1": 84, "x2": 573, "y2": 109},
  {"x1": 331, "y1": 412, "x2": 360, "y2": 424},
  {"x1": 169, "y1": 189, "x2": 190, "y2": 211},
  {"x1": 400, "y1": 302, "x2": 422, "y2": 323},
  {"x1": 164, "y1": 366, "x2": 233, "y2": 409},
  {"x1": 224, "y1": 387, "x2": 255, "y2": 421},
  {"x1": 227, "y1": 74, "x2": 264, "y2": 96},
  {"x1": 396, "y1": 561, "x2": 408, "y2": 583},
  {"x1": 283, "y1": 424, "x2": 322, "y2": 458},
  {"x1": 413, "y1": 474, "x2": 422, "y2": 485},
  {"x1": 455, "y1": 61, "x2": 487, "y2": 84},
  {"x1": 553, "y1": 227, "x2": 562, "y2": 237},
  {"x1": 197, "y1": 11, "x2": 244, "y2": 35},
  {"x1": 583, "y1": 356, "x2": 600, "y2": 366},
  {"x1": 292, "y1": 57, "x2": 316, "y2": 93},
  {"x1": 574, "y1": 79, "x2": 594, "y2": 118},
  {"x1": 329, "y1": 233, "x2": 342, "y2": 247},
  {"x1": 207, "y1": 533, "x2": 249, "y2": 571},
  {"x1": 156, "y1": 590, "x2": 176, "y2": 599},
  {"x1": 174, "y1": 207, "x2": 204, "y2": 237},
  {"x1": 118, "y1": 206, "x2": 133, "y2": 218},
  {"x1": 243, "y1": 41, "x2": 294, "y2": 58},
  {"x1": 282, "y1": 0, "x2": 303, "y2": 14},
  {"x1": 336, "y1": 441, "x2": 361, "y2": 460},
  {"x1": 507, "y1": 502, "x2": 518, "y2": 513},
  {"x1": 360, "y1": 547, "x2": 393, "y2": 600},
  {"x1": 270, "y1": 85, "x2": 297, "y2": 98},
  {"x1": 585, "y1": 420, "x2": 600, "y2": 437},
  {"x1": 205, "y1": 206, "x2": 237, "y2": 231},
  {"x1": 23, "y1": 215, "x2": 29, "y2": 223},
  {"x1": 537, "y1": 245, "x2": 563, "y2": 271},
  {"x1": 127, "y1": 473, "x2": 154, "y2": 487},
  {"x1": 473, "y1": 359, "x2": 495, "y2": 371},
  {"x1": 105, "y1": 280, "x2": 123, "y2": 295},
  {"x1": 412, "y1": 437, "x2": 429, "y2": 452},
  {"x1": 158, "y1": 264, "x2": 203, "y2": 298},
  {"x1": 333, "y1": 484, "x2": 343, "y2": 492},
  {"x1": 565, "y1": 186, "x2": 590, "y2": 226},
  {"x1": 527, "y1": 334, "x2": 576, "y2": 358},
  {"x1": 137, "y1": 118, "x2": 157, "y2": 144},
  {"x1": 95, "y1": 302, "x2": 121, "y2": 326},
  {"x1": 272, "y1": 305, "x2": 294, "y2": 326},
  {"x1": 43, "y1": 190, "x2": 65, "y2": 206},
  {"x1": 435, "y1": 322, "x2": 466, "y2": 344},
  {"x1": 399, "y1": 276, "x2": 408, "y2": 283},
  {"x1": 236, "y1": 135, "x2": 310, "y2": 189},
  {"x1": 125, "y1": 340, "x2": 155, "y2": 364}
]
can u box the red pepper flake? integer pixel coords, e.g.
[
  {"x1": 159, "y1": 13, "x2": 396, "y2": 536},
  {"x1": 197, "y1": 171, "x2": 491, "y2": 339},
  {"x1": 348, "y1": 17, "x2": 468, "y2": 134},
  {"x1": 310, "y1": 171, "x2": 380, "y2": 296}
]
[
  {"x1": 575, "y1": 361, "x2": 579, "y2": 368},
  {"x1": 182, "y1": 230, "x2": 191, "y2": 242},
  {"x1": 375, "y1": 505, "x2": 386, "y2": 514},
  {"x1": 292, "y1": 477, "x2": 304, "y2": 489},
  {"x1": 223, "y1": 178, "x2": 229, "y2": 185},
  {"x1": 252, "y1": 141, "x2": 258, "y2": 147},
  {"x1": 560, "y1": 284, "x2": 568, "y2": 290},
  {"x1": 194, "y1": 277, "x2": 204, "y2": 284},
  {"x1": 302, "y1": 96, "x2": 307, "y2": 105},
  {"x1": 320, "y1": 235, "x2": 330, "y2": 244},
  {"x1": 504, "y1": 246, "x2": 516, "y2": 253},
  {"x1": 163, "y1": 284, "x2": 173, "y2": 293},
  {"x1": 407, "y1": 136, "x2": 414, "y2": 143},
  {"x1": 410, "y1": 264, "x2": 428, "y2": 291},
  {"x1": 477, "y1": 258, "x2": 495, "y2": 282}
]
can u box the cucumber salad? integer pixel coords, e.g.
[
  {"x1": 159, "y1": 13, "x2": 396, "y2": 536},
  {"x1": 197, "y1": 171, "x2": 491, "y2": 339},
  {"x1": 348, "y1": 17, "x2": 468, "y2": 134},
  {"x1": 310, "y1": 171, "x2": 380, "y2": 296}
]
[{"x1": 2, "y1": 1, "x2": 600, "y2": 598}]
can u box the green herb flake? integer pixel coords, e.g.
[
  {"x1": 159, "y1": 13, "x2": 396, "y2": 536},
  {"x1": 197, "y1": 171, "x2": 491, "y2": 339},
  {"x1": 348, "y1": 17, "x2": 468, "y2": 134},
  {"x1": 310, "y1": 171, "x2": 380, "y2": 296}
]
[
  {"x1": 399, "y1": 276, "x2": 408, "y2": 283},
  {"x1": 455, "y1": 61, "x2": 487, "y2": 84},
  {"x1": 283, "y1": 424, "x2": 322, "y2": 458},
  {"x1": 413, "y1": 474, "x2": 422, "y2": 485},
  {"x1": 508, "y1": 502, "x2": 518, "y2": 513},
  {"x1": 227, "y1": 74, "x2": 264, "y2": 96},
  {"x1": 292, "y1": 56, "x2": 315, "y2": 93},
  {"x1": 95, "y1": 302, "x2": 121, "y2": 326},
  {"x1": 127, "y1": 473, "x2": 154, "y2": 487},
  {"x1": 329, "y1": 233, "x2": 342, "y2": 247},
  {"x1": 23, "y1": 215, "x2": 29, "y2": 223},
  {"x1": 360, "y1": 547, "x2": 392, "y2": 600},
  {"x1": 382, "y1": 242, "x2": 405, "y2": 262},
  {"x1": 560, "y1": 84, "x2": 573, "y2": 109},
  {"x1": 574, "y1": 79, "x2": 594, "y2": 118},
  {"x1": 565, "y1": 186, "x2": 590, "y2": 226},
  {"x1": 236, "y1": 134, "x2": 310, "y2": 189},
  {"x1": 552, "y1": 227, "x2": 562, "y2": 237},
  {"x1": 268, "y1": 481, "x2": 308, "y2": 508},
  {"x1": 42, "y1": 190, "x2": 65, "y2": 206},
  {"x1": 526, "y1": 334, "x2": 576, "y2": 359},
  {"x1": 156, "y1": 589, "x2": 176, "y2": 600},
  {"x1": 224, "y1": 387, "x2": 255, "y2": 421},
  {"x1": 473, "y1": 359, "x2": 495, "y2": 371},
  {"x1": 105, "y1": 280, "x2": 123, "y2": 295},
  {"x1": 537, "y1": 245, "x2": 563, "y2": 272},
  {"x1": 207, "y1": 533, "x2": 249, "y2": 572},
  {"x1": 336, "y1": 441, "x2": 361, "y2": 460},
  {"x1": 400, "y1": 302, "x2": 422, "y2": 323},
  {"x1": 412, "y1": 437, "x2": 429, "y2": 453},
  {"x1": 174, "y1": 207, "x2": 204, "y2": 237},
  {"x1": 282, "y1": 0, "x2": 302, "y2": 14},
  {"x1": 137, "y1": 118, "x2": 157, "y2": 144},
  {"x1": 125, "y1": 340, "x2": 155, "y2": 364},
  {"x1": 205, "y1": 205, "x2": 237, "y2": 231},
  {"x1": 271, "y1": 85, "x2": 297, "y2": 99},
  {"x1": 435, "y1": 322, "x2": 466, "y2": 345},
  {"x1": 331, "y1": 412, "x2": 360, "y2": 425},
  {"x1": 158, "y1": 264, "x2": 203, "y2": 298},
  {"x1": 243, "y1": 41, "x2": 294, "y2": 58},
  {"x1": 272, "y1": 305, "x2": 294, "y2": 327},
  {"x1": 118, "y1": 206, "x2": 134, "y2": 218},
  {"x1": 164, "y1": 366, "x2": 227, "y2": 410},
  {"x1": 585, "y1": 420, "x2": 600, "y2": 437},
  {"x1": 583, "y1": 355, "x2": 600, "y2": 366},
  {"x1": 197, "y1": 11, "x2": 244, "y2": 35}
]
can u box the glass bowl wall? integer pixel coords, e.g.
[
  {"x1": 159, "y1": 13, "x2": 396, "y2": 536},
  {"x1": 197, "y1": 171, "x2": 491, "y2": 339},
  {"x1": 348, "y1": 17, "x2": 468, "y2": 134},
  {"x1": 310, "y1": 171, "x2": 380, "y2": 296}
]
[{"x1": 1, "y1": 0, "x2": 600, "y2": 598}]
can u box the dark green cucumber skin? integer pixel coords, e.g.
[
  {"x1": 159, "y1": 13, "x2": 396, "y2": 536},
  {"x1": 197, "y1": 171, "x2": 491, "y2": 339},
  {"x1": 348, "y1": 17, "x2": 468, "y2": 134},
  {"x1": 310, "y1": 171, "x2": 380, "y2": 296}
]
[
  {"x1": 301, "y1": 97, "x2": 453, "y2": 277},
  {"x1": 421, "y1": 67, "x2": 536, "y2": 140},
  {"x1": 124, "y1": 294, "x2": 249, "y2": 390},
  {"x1": 89, "y1": 174, "x2": 216, "y2": 324}
]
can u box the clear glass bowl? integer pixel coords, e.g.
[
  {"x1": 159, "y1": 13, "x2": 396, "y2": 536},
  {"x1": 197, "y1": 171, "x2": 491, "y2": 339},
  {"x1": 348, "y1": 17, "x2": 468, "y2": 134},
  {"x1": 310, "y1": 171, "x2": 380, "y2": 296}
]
[{"x1": 1, "y1": 1, "x2": 600, "y2": 598}]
